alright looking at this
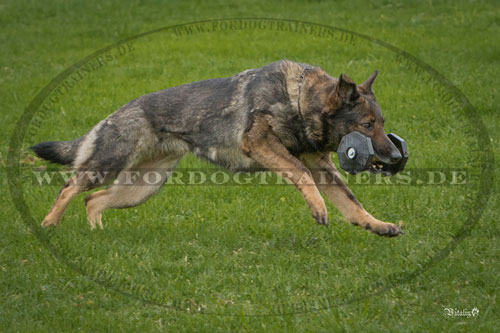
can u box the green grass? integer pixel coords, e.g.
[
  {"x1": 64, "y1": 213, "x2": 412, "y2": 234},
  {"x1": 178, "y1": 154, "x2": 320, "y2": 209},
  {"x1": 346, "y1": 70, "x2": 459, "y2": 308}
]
[{"x1": 1, "y1": 0, "x2": 499, "y2": 331}]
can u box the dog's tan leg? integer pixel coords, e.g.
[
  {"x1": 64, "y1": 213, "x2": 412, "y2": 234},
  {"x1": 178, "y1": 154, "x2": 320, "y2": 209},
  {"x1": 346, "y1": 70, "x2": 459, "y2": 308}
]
[
  {"x1": 242, "y1": 117, "x2": 328, "y2": 225},
  {"x1": 41, "y1": 176, "x2": 85, "y2": 227},
  {"x1": 84, "y1": 155, "x2": 182, "y2": 230},
  {"x1": 300, "y1": 152, "x2": 403, "y2": 237}
]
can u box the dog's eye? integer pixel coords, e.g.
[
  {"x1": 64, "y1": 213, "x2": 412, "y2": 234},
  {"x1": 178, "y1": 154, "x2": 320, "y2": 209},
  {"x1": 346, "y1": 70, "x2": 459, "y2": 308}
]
[{"x1": 362, "y1": 123, "x2": 372, "y2": 128}]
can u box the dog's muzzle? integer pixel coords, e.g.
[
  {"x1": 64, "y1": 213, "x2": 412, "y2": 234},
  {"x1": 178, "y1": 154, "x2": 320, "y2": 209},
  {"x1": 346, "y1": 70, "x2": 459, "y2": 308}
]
[{"x1": 336, "y1": 131, "x2": 409, "y2": 176}]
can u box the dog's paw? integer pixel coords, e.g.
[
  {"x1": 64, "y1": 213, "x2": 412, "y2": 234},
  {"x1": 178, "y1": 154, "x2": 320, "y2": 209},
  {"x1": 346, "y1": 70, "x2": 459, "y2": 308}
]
[
  {"x1": 312, "y1": 211, "x2": 329, "y2": 227},
  {"x1": 87, "y1": 213, "x2": 104, "y2": 230},
  {"x1": 41, "y1": 218, "x2": 59, "y2": 228},
  {"x1": 374, "y1": 222, "x2": 404, "y2": 237},
  {"x1": 356, "y1": 219, "x2": 403, "y2": 237}
]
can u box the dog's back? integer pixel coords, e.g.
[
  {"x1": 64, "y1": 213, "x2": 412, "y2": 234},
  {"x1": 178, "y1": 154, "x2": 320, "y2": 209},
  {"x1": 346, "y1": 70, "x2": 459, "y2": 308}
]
[{"x1": 32, "y1": 60, "x2": 298, "y2": 172}]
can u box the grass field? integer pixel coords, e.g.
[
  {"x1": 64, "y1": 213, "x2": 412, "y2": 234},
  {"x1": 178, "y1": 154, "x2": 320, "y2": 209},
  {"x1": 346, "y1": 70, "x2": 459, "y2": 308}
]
[{"x1": 1, "y1": 0, "x2": 499, "y2": 331}]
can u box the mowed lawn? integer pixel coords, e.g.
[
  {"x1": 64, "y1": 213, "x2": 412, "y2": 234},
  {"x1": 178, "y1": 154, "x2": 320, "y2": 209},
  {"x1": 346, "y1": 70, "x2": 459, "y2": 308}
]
[{"x1": 1, "y1": 0, "x2": 499, "y2": 331}]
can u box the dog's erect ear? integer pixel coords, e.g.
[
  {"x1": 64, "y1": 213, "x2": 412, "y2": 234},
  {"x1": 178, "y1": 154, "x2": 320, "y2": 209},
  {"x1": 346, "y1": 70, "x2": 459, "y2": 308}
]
[
  {"x1": 337, "y1": 74, "x2": 359, "y2": 101},
  {"x1": 359, "y1": 70, "x2": 378, "y2": 95},
  {"x1": 329, "y1": 74, "x2": 359, "y2": 108}
]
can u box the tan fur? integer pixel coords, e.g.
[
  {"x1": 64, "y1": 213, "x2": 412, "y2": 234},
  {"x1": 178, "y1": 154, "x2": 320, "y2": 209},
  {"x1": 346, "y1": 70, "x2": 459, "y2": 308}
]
[
  {"x1": 85, "y1": 155, "x2": 182, "y2": 230},
  {"x1": 243, "y1": 115, "x2": 328, "y2": 225},
  {"x1": 41, "y1": 177, "x2": 85, "y2": 227},
  {"x1": 300, "y1": 152, "x2": 401, "y2": 236}
]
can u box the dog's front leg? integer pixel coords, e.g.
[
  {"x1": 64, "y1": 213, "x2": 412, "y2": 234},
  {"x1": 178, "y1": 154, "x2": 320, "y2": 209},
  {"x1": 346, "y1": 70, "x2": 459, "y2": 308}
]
[
  {"x1": 300, "y1": 152, "x2": 403, "y2": 237},
  {"x1": 242, "y1": 119, "x2": 328, "y2": 226}
]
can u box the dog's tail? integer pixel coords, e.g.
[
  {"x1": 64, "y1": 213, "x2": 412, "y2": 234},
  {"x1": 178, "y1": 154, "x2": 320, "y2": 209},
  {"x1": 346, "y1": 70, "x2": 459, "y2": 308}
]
[{"x1": 30, "y1": 139, "x2": 81, "y2": 166}]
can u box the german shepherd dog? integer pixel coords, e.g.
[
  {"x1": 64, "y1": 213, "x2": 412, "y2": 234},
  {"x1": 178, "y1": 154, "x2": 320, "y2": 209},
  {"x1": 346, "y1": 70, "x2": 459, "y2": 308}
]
[{"x1": 31, "y1": 60, "x2": 404, "y2": 237}]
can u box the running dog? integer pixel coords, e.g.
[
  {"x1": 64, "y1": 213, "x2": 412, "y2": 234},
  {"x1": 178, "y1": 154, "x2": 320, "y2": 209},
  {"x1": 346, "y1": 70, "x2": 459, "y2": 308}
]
[{"x1": 31, "y1": 60, "x2": 403, "y2": 237}]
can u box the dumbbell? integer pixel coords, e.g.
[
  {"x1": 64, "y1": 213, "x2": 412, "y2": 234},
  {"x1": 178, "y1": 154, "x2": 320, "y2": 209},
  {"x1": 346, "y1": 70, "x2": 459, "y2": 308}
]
[
  {"x1": 336, "y1": 131, "x2": 409, "y2": 175},
  {"x1": 381, "y1": 133, "x2": 409, "y2": 176},
  {"x1": 336, "y1": 131, "x2": 375, "y2": 175}
]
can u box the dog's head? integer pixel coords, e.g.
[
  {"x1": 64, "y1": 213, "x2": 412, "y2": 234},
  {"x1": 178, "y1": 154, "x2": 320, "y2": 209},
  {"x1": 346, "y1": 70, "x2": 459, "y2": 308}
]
[{"x1": 326, "y1": 71, "x2": 402, "y2": 168}]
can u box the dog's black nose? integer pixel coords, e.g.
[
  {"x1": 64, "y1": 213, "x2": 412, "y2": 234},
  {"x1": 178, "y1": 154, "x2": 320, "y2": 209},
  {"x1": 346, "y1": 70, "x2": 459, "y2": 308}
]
[{"x1": 390, "y1": 150, "x2": 402, "y2": 163}]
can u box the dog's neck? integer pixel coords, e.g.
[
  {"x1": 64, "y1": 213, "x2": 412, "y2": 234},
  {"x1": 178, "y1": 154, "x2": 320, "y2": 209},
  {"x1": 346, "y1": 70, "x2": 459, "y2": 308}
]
[
  {"x1": 292, "y1": 65, "x2": 343, "y2": 153},
  {"x1": 297, "y1": 65, "x2": 313, "y2": 121}
]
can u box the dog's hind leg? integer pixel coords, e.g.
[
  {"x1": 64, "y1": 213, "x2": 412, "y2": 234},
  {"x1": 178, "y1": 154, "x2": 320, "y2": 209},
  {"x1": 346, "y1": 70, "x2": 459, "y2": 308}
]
[
  {"x1": 84, "y1": 155, "x2": 182, "y2": 230},
  {"x1": 41, "y1": 175, "x2": 89, "y2": 227}
]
